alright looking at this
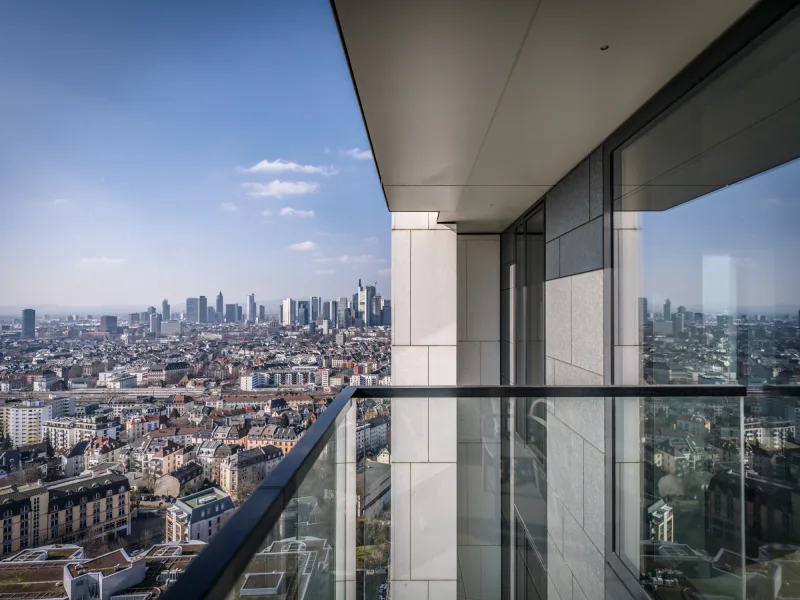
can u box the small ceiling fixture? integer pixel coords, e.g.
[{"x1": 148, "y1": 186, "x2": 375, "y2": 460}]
[{"x1": 600, "y1": 45, "x2": 610, "y2": 51}]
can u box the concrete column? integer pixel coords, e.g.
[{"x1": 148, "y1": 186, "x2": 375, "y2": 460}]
[
  {"x1": 456, "y1": 235, "x2": 502, "y2": 600},
  {"x1": 391, "y1": 212, "x2": 458, "y2": 600}
]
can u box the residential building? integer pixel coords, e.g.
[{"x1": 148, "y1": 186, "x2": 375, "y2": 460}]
[
  {"x1": 6, "y1": 401, "x2": 53, "y2": 447},
  {"x1": 61, "y1": 440, "x2": 89, "y2": 478},
  {"x1": 155, "y1": 460, "x2": 203, "y2": 498},
  {"x1": 165, "y1": 487, "x2": 235, "y2": 544},
  {"x1": 124, "y1": 415, "x2": 160, "y2": 442},
  {"x1": 0, "y1": 471, "x2": 131, "y2": 555},
  {"x1": 84, "y1": 437, "x2": 129, "y2": 468},
  {"x1": 42, "y1": 416, "x2": 117, "y2": 452},
  {"x1": 32, "y1": 373, "x2": 58, "y2": 392},
  {"x1": 218, "y1": 446, "x2": 282, "y2": 499}
]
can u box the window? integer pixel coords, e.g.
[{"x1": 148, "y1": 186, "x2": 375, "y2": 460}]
[{"x1": 612, "y1": 6, "x2": 800, "y2": 596}]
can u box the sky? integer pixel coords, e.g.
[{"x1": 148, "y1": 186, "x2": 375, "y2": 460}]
[
  {"x1": 639, "y1": 157, "x2": 800, "y2": 314},
  {"x1": 0, "y1": 0, "x2": 390, "y2": 313}
]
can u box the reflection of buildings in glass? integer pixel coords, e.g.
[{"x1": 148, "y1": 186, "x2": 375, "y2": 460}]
[
  {"x1": 647, "y1": 499, "x2": 674, "y2": 542},
  {"x1": 237, "y1": 537, "x2": 332, "y2": 599}
]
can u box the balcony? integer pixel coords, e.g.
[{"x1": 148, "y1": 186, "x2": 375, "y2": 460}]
[{"x1": 160, "y1": 383, "x2": 763, "y2": 600}]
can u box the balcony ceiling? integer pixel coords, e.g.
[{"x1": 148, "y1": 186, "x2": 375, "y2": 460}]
[{"x1": 333, "y1": 0, "x2": 757, "y2": 232}]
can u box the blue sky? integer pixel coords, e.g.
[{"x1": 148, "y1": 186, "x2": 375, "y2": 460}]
[
  {"x1": 0, "y1": 0, "x2": 389, "y2": 312},
  {"x1": 640, "y1": 157, "x2": 800, "y2": 313}
]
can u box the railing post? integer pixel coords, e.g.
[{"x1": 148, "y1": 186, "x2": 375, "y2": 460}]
[{"x1": 335, "y1": 400, "x2": 356, "y2": 599}]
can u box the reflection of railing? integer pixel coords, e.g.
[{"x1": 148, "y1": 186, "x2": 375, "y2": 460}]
[{"x1": 162, "y1": 384, "x2": 746, "y2": 600}]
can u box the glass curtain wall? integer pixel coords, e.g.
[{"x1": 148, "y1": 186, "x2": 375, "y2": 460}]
[
  {"x1": 613, "y1": 6, "x2": 800, "y2": 598},
  {"x1": 501, "y1": 206, "x2": 547, "y2": 599}
]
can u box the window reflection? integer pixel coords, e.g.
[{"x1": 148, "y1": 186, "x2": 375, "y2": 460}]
[{"x1": 614, "y1": 6, "x2": 800, "y2": 595}]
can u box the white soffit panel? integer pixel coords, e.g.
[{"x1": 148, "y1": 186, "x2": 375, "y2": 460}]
[
  {"x1": 466, "y1": 0, "x2": 758, "y2": 188},
  {"x1": 334, "y1": 0, "x2": 758, "y2": 229},
  {"x1": 334, "y1": 0, "x2": 539, "y2": 187}
]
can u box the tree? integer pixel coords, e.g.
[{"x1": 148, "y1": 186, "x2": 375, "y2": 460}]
[
  {"x1": 306, "y1": 417, "x2": 313, "y2": 429},
  {"x1": 280, "y1": 413, "x2": 289, "y2": 428},
  {"x1": 170, "y1": 408, "x2": 180, "y2": 419}
]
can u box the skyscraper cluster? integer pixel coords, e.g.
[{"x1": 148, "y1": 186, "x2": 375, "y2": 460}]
[
  {"x1": 183, "y1": 291, "x2": 268, "y2": 325},
  {"x1": 280, "y1": 279, "x2": 390, "y2": 330}
]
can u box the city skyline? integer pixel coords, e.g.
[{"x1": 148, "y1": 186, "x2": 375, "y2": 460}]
[{"x1": 0, "y1": 1, "x2": 390, "y2": 307}]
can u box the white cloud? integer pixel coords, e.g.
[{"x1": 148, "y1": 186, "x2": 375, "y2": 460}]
[
  {"x1": 220, "y1": 202, "x2": 237, "y2": 212},
  {"x1": 363, "y1": 236, "x2": 379, "y2": 243},
  {"x1": 79, "y1": 257, "x2": 125, "y2": 266},
  {"x1": 280, "y1": 207, "x2": 315, "y2": 218},
  {"x1": 315, "y1": 269, "x2": 336, "y2": 276},
  {"x1": 337, "y1": 254, "x2": 386, "y2": 264},
  {"x1": 342, "y1": 147, "x2": 373, "y2": 160},
  {"x1": 53, "y1": 198, "x2": 69, "y2": 205},
  {"x1": 288, "y1": 241, "x2": 319, "y2": 251},
  {"x1": 237, "y1": 159, "x2": 337, "y2": 176},
  {"x1": 261, "y1": 209, "x2": 274, "y2": 217},
  {"x1": 315, "y1": 254, "x2": 385, "y2": 264},
  {"x1": 377, "y1": 268, "x2": 391, "y2": 276},
  {"x1": 242, "y1": 180, "x2": 319, "y2": 198}
]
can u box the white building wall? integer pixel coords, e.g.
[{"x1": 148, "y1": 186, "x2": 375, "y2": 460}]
[{"x1": 391, "y1": 212, "x2": 458, "y2": 598}]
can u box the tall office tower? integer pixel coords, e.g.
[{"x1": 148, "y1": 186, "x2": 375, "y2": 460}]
[
  {"x1": 322, "y1": 301, "x2": 331, "y2": 322},
  {"x1": 99, "y1": 316, "x2": 118, "y2": 333},
  {"x1": 359, "y1": 281, "x2": 376, "y2": 326},
  {"x1": 372, "y1": 295, "x2": 382, "y2": 326},
  {"x1": 246, "y1": 294, "x2": 256, "y2": 323},
  {"x1": 216, "y1": 291, "x2": 224, "y2": 316},
  {"x1": 381, "y1": 299, "x2": 391, "y2": 326},
  {"x1": 162, "y1": 299, "x2": 170, "y2": 320},
  {"x1": 150, "y1": 313, "x2": 161, "y2": 335},
  {"x1": 258, "y1": 305, "x2": 266, "y2": 321},
  {"x1": 297, "y1": 300, "x2": 310, "y2": 326},
  {"x1": 338, "y1": 297, "x2": 349, "y2": 328},
  {"x1": 672, "y1": 312, "x2": 685, "y2": 335},
  {"x1": 225, "y1": 304, "x2": 237, "y2": 323},
  {"x1": 663, "y1": 298, "x2": 672, "y2": 321},
  {"x1": 236, "y1": 305, "x2": 243, "y2": 322},
  {"x1": 281, "y1": 298, "x2": 296, "y2": 326},
  {"x1": 207, "y1": 307, "x2": 216, "y2": 322},
  {"x1": 352, "y1": 293, "x2": 359, "y2": 319},
  {"x1": 21, "y1": 309, "x2": 35, "y2": 339},
  {"x1": 678, "y1": 305, "x2": 686, "y2": 314},
  {"x1": 638, "y1": 297, "x2": 649, "y2": 325},
  {"x1": 186, "y1": 298, "x2": 199, "y2": 323},
  {"x1": 310, "y1": 297, "x2": 321, "y2": 321},
  {"x1": 199, "y1": 296, "x2": 208, "y2": 323},
  {"x1": 147, "y1": 306, "x2": 157, "y2": 316},
  {"x1": 128, "y1": 313, "x2": 139, "y2": 325},
  {"x1": 139, "y1": 311, "x2": 149, "y2": 324},
  {"x1": 329, "y1": 300, "x2": 338, "y2": 328}
]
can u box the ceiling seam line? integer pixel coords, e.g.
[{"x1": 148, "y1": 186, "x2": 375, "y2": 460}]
[{"x1": 452, "y1": 0, "x2": 544, "y2": 217}]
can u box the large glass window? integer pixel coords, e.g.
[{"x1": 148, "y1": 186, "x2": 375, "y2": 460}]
[
  {"x1": 501, "y1": 206, "x2": 547, "y2": 600},
  {"x1": 613, "y1": 6, "x2": 800, "y2": 598}
]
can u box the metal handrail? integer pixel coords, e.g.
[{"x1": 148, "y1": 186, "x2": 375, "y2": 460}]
[{"x1": 162, "y1": 384, "x2": 745, "y2": 600}]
